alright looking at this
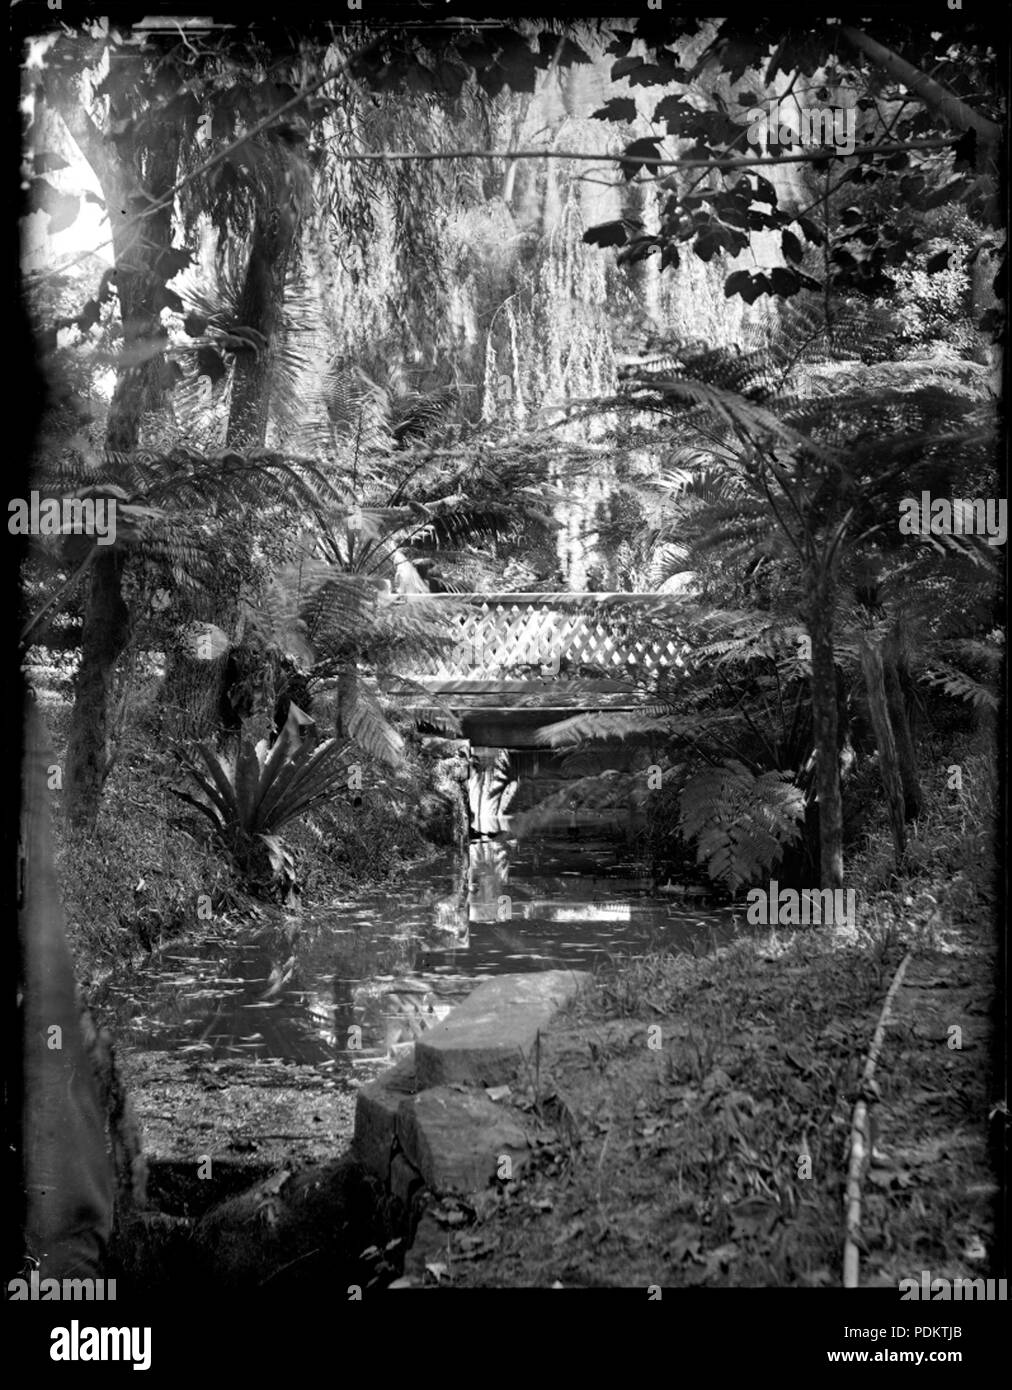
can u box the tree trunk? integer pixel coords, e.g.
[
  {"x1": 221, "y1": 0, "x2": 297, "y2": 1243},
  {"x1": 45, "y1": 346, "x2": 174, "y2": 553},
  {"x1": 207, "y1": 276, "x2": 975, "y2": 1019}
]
[
  {"x1": 227, "y1": 208, "x2": 294, "y2": 447},
  {"x1": 21, "y1": 697, "x2": 112, "y2": 1275},
  {"x1": 162, "y1": 208, "x2": 294, "y2": 742},
  {"x1": 860, "y1": 637, "x2": 907, "y2": 869},
  {"x1": 336, "y1": 660, "x2": 359, "y2": 740},
  {"x1": 808, "y1": 568, "x2": 844, "y2": 891},
  {"x1": 65, "y1": 550, "x2": 131, "y2": 830},
  {"x1": 64, "y1": 123, "x2": 179, "y2": 829},
  {"x1": 883, "y1": 632, "x2": 923, "y2": 821}
]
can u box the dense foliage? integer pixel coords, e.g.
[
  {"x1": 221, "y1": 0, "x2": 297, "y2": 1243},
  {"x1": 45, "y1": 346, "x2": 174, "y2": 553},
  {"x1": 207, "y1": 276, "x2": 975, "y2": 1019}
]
[{"x1": 18, "y1": 11, "x2": 1003, "y2": 897}]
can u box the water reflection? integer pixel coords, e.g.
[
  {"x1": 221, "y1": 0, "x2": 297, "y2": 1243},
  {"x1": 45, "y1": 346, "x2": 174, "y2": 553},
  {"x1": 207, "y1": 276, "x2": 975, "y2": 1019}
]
[{"x1": 97, "y1": 836, "x2": 734, "y2": 1075}]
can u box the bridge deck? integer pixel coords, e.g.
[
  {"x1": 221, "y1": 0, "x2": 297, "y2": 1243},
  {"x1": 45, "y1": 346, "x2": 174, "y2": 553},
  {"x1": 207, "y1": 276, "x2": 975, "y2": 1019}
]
[
  {"x1": 384, "y1": 593, "x2": 683, "y2": 738},
  {"x1": 384, "y1": 677, "x2": 656, "y2": 710}
]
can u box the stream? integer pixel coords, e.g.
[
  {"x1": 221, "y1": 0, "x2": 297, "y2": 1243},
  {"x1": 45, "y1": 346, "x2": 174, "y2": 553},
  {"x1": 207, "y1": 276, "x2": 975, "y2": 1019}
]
[{"x1": 96, "y1": 834, "x2": 735, "y2": 1076}]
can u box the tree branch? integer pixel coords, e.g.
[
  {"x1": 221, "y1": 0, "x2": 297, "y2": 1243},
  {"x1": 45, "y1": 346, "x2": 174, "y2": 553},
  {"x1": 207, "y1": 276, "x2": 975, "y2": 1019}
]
[
  {"x1": 324, "y1": 136, "x2": 960, "y2": 172},
  {"x1": 840, "y1": 27, "x2": 1001, "y2": 148}
]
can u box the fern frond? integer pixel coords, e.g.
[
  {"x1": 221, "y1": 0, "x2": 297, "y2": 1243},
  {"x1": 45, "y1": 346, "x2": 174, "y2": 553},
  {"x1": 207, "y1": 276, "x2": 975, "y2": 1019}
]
[
  {"x1": 343, "y1": 682, "x2": 406, "y2": 767},
  {"x1": 679, "y1": 761, "x2": 806, "y2": 893},
  {"x1": 920, "y1": 663, "x2": 999, "y2": 710}
]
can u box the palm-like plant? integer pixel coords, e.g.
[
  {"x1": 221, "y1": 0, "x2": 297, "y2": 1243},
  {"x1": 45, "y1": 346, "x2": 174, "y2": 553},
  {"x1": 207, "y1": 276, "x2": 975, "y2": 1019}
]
[
  {"x1": 172, "y1": 727, "x2": 356, "y2": 897},
  {"x1": 257, "y1": 554, "x2": 459, "y2": 765}
]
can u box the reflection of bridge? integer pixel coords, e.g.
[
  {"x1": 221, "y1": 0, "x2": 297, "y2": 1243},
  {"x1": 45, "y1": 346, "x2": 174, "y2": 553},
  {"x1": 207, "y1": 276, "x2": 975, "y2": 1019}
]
[{"x1": 383, "y1": 593, "x2": 687, "y2": 835}]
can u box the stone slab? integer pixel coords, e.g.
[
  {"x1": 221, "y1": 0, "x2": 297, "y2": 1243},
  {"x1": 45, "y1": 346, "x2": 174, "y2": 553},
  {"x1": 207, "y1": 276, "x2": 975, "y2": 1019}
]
[
  {"x1": 352, "y1": 1053, "x2": 419, "y2": 1184},
  {"x1": 415, "y1": 969, "x2": 589, "y2": 1088},
  {"x1": 396, "y1": 1087, "x2": 529, "y2": 1195}
]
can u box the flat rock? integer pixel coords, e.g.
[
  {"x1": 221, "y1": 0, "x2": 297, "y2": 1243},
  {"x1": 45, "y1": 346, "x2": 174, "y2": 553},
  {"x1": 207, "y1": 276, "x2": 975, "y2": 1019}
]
[
  {"x1": 414, "y1": 970, "x2": 589, "y2": 1088},
  {"x1": 396, "y1": 1087, "x2": 529, "y2": 1194},
  {"x1": 353, "y1": 1054, "x2": 419, "y2": 1183}
]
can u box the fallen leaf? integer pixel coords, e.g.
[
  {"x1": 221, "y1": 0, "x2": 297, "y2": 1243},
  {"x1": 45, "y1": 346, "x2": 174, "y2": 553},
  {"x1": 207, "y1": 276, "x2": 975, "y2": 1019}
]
[{"x1": 784, "y1": 1046, "x2": 814, "y2": 1074}]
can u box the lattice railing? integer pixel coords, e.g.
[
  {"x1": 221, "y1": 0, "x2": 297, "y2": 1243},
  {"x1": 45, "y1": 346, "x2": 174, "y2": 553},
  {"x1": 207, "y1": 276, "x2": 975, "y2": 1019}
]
[{"x1": 394, "y1": 592, "x2": 685, "y2": 678}]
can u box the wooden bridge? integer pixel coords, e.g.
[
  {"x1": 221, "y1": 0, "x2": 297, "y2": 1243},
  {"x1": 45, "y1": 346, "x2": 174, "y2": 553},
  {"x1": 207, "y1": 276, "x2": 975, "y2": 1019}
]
[{"x1": 384, "y1": 591, "x2": 687, "y2": 750}]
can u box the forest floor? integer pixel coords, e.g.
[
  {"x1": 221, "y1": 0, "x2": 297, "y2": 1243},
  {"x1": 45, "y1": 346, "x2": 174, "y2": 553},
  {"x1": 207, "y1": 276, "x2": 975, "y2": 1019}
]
[{"x1": 419, "y1": 906, "x2": 1000, "y2": 1289}]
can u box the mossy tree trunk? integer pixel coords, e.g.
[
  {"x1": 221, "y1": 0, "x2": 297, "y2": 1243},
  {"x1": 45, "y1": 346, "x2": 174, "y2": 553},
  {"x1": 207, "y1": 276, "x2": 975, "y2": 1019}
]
[
  {"x1": 808, "y1": 567, "x2": 844, "y2": 891},
  {"x1": 64, "y1": 120, "x2": 179, "y2": 830}
]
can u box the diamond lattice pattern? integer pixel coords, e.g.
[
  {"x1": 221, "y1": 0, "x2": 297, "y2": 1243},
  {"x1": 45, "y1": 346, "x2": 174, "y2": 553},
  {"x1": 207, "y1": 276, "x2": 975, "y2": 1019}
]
[{"x1": 420, "y1": 600, "x2": 683, "y2": 677}]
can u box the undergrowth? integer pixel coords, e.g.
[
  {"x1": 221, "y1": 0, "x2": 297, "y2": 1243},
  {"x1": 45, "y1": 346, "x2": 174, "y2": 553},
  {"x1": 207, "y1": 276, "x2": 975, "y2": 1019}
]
[
  {"x1": 41, "y1": 694, "x2": 454, "y2": 980},
  {"x1": 430, "y1": 728, "x2": 998, "y2": 1288}
]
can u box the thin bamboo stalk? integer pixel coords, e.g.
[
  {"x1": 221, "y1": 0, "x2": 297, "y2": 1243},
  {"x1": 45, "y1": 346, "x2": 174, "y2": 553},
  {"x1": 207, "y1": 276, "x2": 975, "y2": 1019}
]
[{"x1": 843, "y1": 950, "x2": 913, "y2": 1288}]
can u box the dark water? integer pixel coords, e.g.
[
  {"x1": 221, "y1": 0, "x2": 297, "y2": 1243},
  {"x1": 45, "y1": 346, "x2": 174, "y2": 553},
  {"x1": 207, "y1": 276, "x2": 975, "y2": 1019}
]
[{"x1": 97, "y1": 836, "x2": 734, "y2": 1073}]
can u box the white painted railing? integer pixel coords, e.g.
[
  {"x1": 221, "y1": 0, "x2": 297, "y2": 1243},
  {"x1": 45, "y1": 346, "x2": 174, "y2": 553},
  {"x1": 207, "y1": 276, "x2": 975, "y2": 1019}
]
[{"x1": 393, "y1": 592, "x2": 685, "y2": 678}]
